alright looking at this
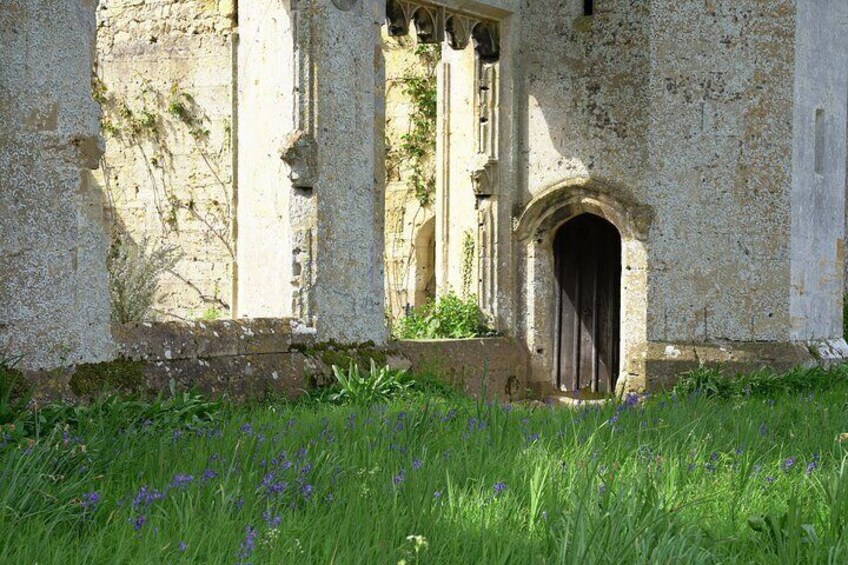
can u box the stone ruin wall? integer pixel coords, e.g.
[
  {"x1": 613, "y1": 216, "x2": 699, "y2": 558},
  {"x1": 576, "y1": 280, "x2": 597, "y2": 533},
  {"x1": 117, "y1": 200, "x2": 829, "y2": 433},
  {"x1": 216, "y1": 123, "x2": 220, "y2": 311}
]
[
  {"x1": 383, "y1": 32, "x2": 436, "y2": 323},
  {"x1": 95, "y1": 0, "x2": 237, "y2": 321},
  {"x1": 520, "y1": 0, "x2": 797, "y2": 343},
  {"x1": 0, "y1": 0, "x2": 114, "y2": 370}
]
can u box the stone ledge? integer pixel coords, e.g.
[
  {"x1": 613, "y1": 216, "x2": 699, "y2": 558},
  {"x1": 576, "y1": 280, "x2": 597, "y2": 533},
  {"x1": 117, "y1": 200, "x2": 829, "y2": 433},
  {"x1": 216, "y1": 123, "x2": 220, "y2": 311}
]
[{"x1": 113, "y1": 319, "x2": 317, "y2": 362}]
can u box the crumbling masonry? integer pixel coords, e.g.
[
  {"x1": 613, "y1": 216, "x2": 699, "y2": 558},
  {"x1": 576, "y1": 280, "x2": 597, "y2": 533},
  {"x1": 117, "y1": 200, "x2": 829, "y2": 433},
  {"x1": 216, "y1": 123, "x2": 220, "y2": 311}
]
[{"x1": 1, "y1": 0, "x2": 847, "y2": 399}]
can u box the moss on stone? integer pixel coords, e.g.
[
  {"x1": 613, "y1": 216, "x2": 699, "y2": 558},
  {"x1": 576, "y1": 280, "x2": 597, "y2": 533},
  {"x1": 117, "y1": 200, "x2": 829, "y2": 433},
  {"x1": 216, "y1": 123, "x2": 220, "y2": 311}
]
[
  {"x1": 290, "y1": 340, "x2": 387, "y2": 370},
  {"x1": 69, "y1": 358, "x2": 146, "y2": 398}
]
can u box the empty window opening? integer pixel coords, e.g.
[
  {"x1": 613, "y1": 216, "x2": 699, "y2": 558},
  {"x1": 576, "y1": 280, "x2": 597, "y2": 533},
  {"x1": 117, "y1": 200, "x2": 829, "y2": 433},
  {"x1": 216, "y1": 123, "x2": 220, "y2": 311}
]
[
  {"x1": 815, "y1": 108, "x2": 825, "y2": 176},
  {"x1": 382, "y1": 31, "x2": 439, "y2": 326},
  {"x1": 584, "y1": 0, "x2": 594, "y2": 16}
]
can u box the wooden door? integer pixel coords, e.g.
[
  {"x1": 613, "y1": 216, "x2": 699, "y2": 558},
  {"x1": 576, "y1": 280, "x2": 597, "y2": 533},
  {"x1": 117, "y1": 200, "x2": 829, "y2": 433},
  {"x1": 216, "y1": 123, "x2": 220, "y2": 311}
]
[{"x1": 554, "y1": 214, "x2": 621, "y2": 395}]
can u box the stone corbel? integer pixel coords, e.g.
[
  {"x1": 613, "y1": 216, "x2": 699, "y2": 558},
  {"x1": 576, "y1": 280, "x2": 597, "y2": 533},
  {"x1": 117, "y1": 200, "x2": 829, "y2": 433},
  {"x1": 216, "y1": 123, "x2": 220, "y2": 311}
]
[
  {"x1": 280, "y1": 131, "x2": 318, "y2": 189},
  {"x1": 469, "y1": 154, "x2": 499, "y2": 198}
]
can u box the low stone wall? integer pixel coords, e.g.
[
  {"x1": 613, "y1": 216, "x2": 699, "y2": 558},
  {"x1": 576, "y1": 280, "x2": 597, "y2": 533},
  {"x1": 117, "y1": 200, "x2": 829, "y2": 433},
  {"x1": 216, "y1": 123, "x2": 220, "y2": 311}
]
[{"x1": 22, "y1": 320, "x2": 529, "y2": 404}]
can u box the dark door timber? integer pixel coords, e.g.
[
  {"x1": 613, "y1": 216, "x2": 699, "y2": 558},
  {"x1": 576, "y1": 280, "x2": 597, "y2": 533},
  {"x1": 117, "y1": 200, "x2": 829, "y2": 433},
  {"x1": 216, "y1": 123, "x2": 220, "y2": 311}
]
[{"x1": 554, "y1": 214, "x2": 621, "y2": 395}]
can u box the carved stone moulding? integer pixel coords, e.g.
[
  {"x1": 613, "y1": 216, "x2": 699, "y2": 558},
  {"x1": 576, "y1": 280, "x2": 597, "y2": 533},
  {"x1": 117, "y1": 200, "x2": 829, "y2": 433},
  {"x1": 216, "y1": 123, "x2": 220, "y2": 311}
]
[
  {"x1": 385, "y1": 0, "x2": 500, "y2": 60},
  {"x1": 280, "y1": 130, "x2": 318, "y2": 189},
  {"x1": 445, "y1": 13, "x2": 472, "y2": 50},
  {"x1": 468, "y1": 153, "x2": 499, "y2": 198}
]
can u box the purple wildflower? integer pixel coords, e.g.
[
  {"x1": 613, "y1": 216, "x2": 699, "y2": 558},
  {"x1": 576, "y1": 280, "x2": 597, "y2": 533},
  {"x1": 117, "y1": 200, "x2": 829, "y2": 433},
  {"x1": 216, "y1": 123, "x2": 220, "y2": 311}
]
[
  {"x1": 433, "y1": 490, "x2": 442, "y2": 499},
  {"x1": 301, "y1": 484, "x2": 314, "y2": 499},
  {"x1": 81, "y1": 491, "x2": 100, "y2": 509},
  {"x1": 238, "y1": 525, "x2": 258, "y2": 560},
  {"x1": 393, "y1": 470, "x2": 406, "y2": 485},
  {"x1": 262, "y1": 510, "x2": 282, "y2": 528},
  {"x1": 202, "y1": 468, "x2": 218, "y2": 482},
  {"x1": 806, "y1": 461, "x2": 818, "y2": 475},
  {"x1": 239, "y1": 423, "x2": 253, "y2": 435},
  {"x1": 412, "y1": 458, "x2": 423, "y2": 471},
  {"x1": 132, "y1": 486, "x2": 164, "y2": 508},
  {"x1": 132, "y1": 515, "x2": 146, "y2": 531},
  {"x1": 759, "y1": 423, "x2": 769, "y2": 437},
  {"x1": 493, "y1": 482, "x2": 507, "y2": 495},
  {"x1": 782, "y1": 457, "x2": 797, "y2": 472},
  {"x1": 624, "y1": 393, "x2": 640, "y2": 407},
  {"x1": 765, "y1": 476, "x2": 776, "y2": 484},
  {"x1": 170, "y1": 474, "x2": 194, "y2": 489},
  {"x1": 178, "y1": 541, "x2": 187, "y2": 552}
]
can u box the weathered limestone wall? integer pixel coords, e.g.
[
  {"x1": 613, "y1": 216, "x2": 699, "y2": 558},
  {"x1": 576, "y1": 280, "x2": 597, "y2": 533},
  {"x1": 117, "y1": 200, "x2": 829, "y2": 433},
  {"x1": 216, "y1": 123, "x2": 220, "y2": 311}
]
[
  {"x1": 517, "y1": 0, "x2": 848, "y2": 391},
  {"x1": 0, "y1": 0, "x2": 114, "y2": 369},
  {"x1": 235, "y1": 0, "x2": 296, "y2": 319},
  {"x1": 312, "y1": 0, "x2": 387, "y2": 344},
  {"x1": 383, "y1": 34, "x2": 436, "y2": 321},
  {"x1": 517, "y1": 0, "x2": 651, "y2": 386},
  {"x1": 646, "y1": 0, "x2": 795, "y2": 344},
  {"x1": 95, "y1": 0, "x2": 236, "y2": 320},
  {"x1": 789, "y1": 0, "x2": 848, "y2": 341}
]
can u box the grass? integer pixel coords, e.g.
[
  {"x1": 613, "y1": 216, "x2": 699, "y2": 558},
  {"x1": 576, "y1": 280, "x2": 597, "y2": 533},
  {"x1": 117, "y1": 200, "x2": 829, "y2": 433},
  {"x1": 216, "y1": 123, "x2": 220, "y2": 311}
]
[{"x1": 2, "y1": 377, "x2": 848, "y2": 563}]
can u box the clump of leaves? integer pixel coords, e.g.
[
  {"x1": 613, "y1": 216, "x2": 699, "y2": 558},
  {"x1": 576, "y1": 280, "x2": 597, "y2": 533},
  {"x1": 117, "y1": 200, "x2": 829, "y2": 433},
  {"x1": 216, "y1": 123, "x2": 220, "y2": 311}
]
[
  {"x1": 330, "y1": 361, "x2": 413, "y2": 405},
  {"x1": 108, "y1": 232, "x2": 180, "y2": 324},
  {"x1": 673, "y1": 364, "x2": 848, "y2": 398},
  {"x1": 394, "y1": 292, "x2": 494, "y2": 340}
]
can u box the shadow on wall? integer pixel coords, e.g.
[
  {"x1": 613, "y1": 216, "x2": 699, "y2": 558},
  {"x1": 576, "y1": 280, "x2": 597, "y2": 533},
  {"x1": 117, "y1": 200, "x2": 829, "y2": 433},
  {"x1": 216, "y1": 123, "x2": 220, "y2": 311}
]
[{"x1": 519, "y1": 3, "x2": 650, "y2": 205}]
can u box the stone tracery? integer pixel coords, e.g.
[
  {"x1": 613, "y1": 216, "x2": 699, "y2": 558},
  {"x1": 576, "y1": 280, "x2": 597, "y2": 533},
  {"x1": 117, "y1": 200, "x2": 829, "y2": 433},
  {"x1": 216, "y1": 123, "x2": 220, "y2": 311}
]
[{"x1": 385, "y1": 0, "x2": 500, "y2": 61}]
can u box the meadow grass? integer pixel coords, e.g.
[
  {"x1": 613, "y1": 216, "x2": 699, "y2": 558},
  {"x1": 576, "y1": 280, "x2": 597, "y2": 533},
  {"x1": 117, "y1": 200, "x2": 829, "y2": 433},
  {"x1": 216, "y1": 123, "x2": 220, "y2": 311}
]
[{"x1": 1, "y1": 380, "x2": 848, "y2": 563}]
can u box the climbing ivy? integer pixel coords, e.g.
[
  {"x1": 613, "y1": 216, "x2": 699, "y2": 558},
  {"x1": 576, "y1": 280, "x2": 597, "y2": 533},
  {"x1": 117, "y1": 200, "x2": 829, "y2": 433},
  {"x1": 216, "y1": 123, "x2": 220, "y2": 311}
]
[
  {"x1": 397, "y1": 44, "x2": 440, "y2": 206},
  {"x1": 460, "y1": 230, "x2": 475, "y2": 298}
]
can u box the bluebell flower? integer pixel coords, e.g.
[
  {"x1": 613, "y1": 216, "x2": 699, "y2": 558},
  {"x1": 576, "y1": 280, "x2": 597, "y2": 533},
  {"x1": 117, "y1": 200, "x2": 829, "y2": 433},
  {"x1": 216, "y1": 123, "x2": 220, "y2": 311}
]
[
  {"x1": 81, "y1": 491, "x2": 100, "y2": 509},
  {"x1": 301, "y1": 484, "x2": 314, "y2": 499},
  {"x1": 493, "y1": 482, "x2": 507, "y2": 494},
  {"x1": 412, "y1": 458, "x2": 423, "y2": 471},
  {"x1": 262, "y1": 510, "x2": 282, "y2": 528},
  {"x1": 782, "y1": 457, "x2": 797, "y2": 472},
  {"x1": 132, "y1": 486, "x2": 164, "y2": 508},
  {"x1": 178, "y1": 541, "x2": 187, "y2": 552},
  {"x1": 239, "y1": 525, "x2": 258, "y2": 560},
  {"x1": 393, "y1": 470, "x2": 406, "y2": 485},
  {"x1": 132, "y1": 515, "x2": 146, "y2": 531},
  {"x1": 170, "y1": 474, "x2": 194, "y2": 489}
]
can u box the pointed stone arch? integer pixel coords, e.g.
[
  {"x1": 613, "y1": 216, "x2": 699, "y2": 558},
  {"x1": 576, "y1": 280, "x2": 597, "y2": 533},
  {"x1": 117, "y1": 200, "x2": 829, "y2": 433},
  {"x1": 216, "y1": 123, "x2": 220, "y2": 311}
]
[{"x1": 514, "y1": 178, "x2": 651, "y2": 395}]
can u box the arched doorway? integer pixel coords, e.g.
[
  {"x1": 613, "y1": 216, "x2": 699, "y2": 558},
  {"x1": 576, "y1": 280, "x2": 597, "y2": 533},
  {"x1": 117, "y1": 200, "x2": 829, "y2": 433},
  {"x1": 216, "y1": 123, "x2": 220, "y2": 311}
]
[
  {"x1": 413, "y1": 217, "x2": 437, "y2": 308},
  {"x1": 554, "y1": 214, "x2": 621, "y2": 396}
]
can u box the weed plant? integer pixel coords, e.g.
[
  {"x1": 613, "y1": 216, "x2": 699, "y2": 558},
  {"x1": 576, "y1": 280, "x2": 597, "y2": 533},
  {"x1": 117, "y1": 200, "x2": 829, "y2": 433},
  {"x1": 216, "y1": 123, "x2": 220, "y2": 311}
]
[{"x1": 394, "y1": 293, "x2": 494, "y2": 340}]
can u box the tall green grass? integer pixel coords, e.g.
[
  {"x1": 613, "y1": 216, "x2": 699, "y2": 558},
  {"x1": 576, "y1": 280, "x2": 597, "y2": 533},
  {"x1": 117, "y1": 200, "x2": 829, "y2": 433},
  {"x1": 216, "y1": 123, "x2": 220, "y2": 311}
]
[{"x1": 1, "y1": 381, "x2": 848, "y2": 563}]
